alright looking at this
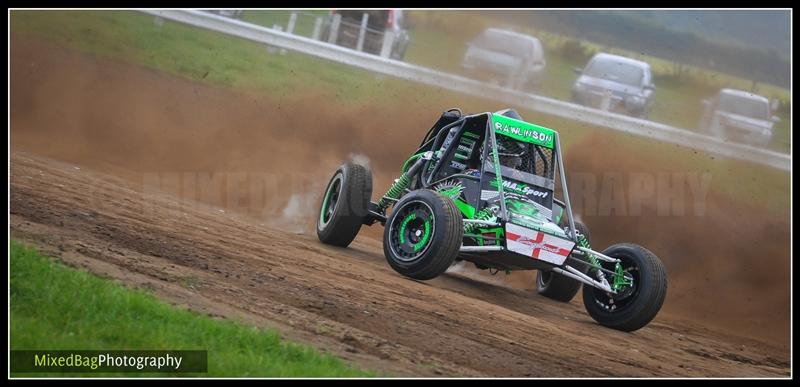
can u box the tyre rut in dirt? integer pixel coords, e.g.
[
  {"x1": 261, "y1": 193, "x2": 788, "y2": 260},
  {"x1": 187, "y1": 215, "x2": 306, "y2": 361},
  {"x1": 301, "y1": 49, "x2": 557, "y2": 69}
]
[
  {"x1": 383, "y1": 189, "x2": 463, "y2": 280},
  {"x1": 316, "y1": 162, "x2": 372, "y2": 247},
  {"x1": 536, "y1": 221, "x2": 591, "y2": 302},
  {"x1": 582, "y1": 243, "x2": 668, "y2": 332}
]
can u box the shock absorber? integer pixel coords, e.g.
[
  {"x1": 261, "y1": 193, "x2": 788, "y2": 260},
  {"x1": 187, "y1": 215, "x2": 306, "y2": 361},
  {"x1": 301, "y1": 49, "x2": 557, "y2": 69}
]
[
  {"x1": 377, "y1": 174, "x2": 410, "y2": 213},
  {"x1": 577, "y1": 232, "x2": 610, "y2": 286},
  {"x1": 576, "y1": 233, "x2": 598, "y2": 267},
  {"x1": 376, "y1": 153, "x2": 431, "y2": 213}
]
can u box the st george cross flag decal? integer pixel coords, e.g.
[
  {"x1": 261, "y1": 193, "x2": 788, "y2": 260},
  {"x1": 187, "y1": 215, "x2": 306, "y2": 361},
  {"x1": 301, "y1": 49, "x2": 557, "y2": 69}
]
[{"x1": 505, "y1": 223, "x2": 575, "y2": 265}]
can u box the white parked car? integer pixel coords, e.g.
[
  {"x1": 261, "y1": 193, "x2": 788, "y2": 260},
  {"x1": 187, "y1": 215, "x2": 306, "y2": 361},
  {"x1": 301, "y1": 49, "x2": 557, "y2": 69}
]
[
  {"x1": 699, "y1": 88, "x2": 780, "y2": 147},
  {"x1": 461, "y1": 28, "x2": 546, "y2": 92}
]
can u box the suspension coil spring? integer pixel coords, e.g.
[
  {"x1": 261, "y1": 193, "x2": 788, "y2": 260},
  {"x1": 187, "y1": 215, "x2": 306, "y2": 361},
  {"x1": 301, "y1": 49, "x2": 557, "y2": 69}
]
[
  {"x1": 377, "y1": 174, "x2": 411, "y2": 213},
  {"x1": 577, "y1": 233, "x2": 601, "y2": 270},
  {"x1": 577, "y1": 233, "x2": 591, "y2": 249}
]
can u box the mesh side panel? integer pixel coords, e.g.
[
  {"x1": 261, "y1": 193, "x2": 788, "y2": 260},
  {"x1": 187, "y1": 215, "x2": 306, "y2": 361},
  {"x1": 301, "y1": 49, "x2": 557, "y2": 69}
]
[
  {"x1": 493, "y1": 135, "x2": 556, "y2": 179},
  {"x1": 501, "y1": 144, "x2": 554, "y2": 178},
  {"x1": 531, "y1": 146, "x2": 554, "y2": 178}
]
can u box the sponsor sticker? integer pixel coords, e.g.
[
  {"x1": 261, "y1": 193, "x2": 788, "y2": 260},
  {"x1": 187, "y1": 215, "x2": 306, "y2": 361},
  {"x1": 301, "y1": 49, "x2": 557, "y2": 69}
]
[
  {"x1": 490, "y1": 179, "x2": 548, "y2": 198},
  {"x1": 492, "y1": 113, "x2": 556, "y2": 149}
]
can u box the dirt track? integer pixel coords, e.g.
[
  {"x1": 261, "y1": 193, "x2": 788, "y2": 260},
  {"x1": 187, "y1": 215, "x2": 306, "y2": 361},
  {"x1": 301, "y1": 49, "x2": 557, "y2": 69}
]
[{"x1": 10, "y1": 35, "x2": 791, "y2": 377}]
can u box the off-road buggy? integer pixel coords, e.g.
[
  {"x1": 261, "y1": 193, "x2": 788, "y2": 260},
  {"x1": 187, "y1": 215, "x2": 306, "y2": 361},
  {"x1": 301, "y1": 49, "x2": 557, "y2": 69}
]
[{"x1": 317, "y1": 108, "x2": 667, "y2": 332}]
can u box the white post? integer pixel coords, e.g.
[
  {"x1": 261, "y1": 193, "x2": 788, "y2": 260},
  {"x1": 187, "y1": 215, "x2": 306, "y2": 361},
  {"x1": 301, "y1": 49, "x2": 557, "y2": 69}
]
[
  {"x1": 311, "y1": 17, "x2": 323, "y2": 40},
  {"x1": 356, "y1": 12, "x2": 369, "y2": 52},
  {"x1": 154, "y1": 15, "x2": 164, "y2": 27},
  {"x1": 380, "y1": 30, "x2": 395, "y2": 58},
  {"x1": 269, "y1": 25, "x2": 285, "y2": 55},
  {"x1": 327, "y1": 13, "x2": 341, "y2": 44},
  {"x1": 287, "y1": 12, "x2": 297, "y2": 35}
]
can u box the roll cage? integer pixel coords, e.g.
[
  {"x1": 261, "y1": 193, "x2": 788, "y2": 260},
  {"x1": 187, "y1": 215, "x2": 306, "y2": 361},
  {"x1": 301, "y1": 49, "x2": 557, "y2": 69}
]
[{"x1": 367, "y1": 109, "x2": 580, "y2": 244}]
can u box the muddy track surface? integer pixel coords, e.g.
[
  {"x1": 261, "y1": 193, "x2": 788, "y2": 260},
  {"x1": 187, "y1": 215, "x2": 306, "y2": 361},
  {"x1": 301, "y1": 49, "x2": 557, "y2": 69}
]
[
  {"x1": 10, "y1": 152, "x2": 790, "y2": 377},
  {"x1": 10, "y1": 35, "x2": 790, "y2": 377}
]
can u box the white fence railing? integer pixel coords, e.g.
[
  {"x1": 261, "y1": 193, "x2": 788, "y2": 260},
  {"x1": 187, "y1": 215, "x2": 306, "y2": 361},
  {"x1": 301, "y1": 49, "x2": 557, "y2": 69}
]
[{"x1": 143, "y1": 10, "x2": 791, "y2": 172}]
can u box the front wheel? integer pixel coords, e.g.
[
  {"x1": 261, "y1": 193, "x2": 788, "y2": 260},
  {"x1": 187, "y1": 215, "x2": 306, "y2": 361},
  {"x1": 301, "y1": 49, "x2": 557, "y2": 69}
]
[
  {"x1": 582, "y1": 243, "x2": 668, "y2": 332},
  {"x1": 383, "y1": 190, "x2": 463, "y2": 280},
  {"x1": 316, "y1": 162, "x2": 372, "y2": 247}
]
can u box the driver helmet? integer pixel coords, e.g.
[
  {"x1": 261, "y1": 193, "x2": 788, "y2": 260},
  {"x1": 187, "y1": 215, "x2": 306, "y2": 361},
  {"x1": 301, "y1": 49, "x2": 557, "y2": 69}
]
[{"x1": 496, "y1": 136, "x2": 526, "y2": 169}]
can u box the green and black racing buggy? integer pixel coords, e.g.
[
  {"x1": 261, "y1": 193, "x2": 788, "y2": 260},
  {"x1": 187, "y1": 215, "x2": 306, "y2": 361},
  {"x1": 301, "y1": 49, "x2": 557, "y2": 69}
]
[{"x1": 316, "y1": 108, "x2": 667, "y2": 332}]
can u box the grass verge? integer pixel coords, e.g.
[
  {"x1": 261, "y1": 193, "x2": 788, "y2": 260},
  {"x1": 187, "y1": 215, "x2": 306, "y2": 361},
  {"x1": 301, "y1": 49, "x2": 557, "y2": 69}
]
[{"x1": 9, "y1": 240, "x2": 374, "y2": 377}]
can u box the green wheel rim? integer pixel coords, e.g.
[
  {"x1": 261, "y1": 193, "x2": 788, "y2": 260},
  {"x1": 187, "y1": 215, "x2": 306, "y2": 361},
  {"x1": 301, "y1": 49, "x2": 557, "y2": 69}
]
[
  {"x1": 589, "y1": 254, "x2": 640, "y2": 313},
  {"x1": 389, "y1": 200, "x2": 435, "y2": 262},
  {"x1": 319, "y1": 173, "x2": 343, "y2": 228}
]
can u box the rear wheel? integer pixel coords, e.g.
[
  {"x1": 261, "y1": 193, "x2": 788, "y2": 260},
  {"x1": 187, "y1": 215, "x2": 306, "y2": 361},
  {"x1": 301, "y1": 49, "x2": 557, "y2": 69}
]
[
  {"x1": 316, "y1": 163, "x2": 372, "y2": 247},
  {"x1": 536, "y1": 221, "x2": 591, "y2": 302},
  {"x1": 383, "y1": 190, "x2": 463, "y2": 280},
  {"x1": 582, "y1": 243, "x2": 668, "y2": 332}
]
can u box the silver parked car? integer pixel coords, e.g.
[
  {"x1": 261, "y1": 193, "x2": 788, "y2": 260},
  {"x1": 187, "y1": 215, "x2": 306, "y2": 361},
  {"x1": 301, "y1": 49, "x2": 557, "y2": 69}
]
[
  {"x1": 461, "y1": 28, "x2": 546, "y2": 92},
  {"x1": 699, "y1": 88, "x2": 780, "y2": 147},
  {"x1": 571, "y1": 53, "x2": 655, "y2": 118}
]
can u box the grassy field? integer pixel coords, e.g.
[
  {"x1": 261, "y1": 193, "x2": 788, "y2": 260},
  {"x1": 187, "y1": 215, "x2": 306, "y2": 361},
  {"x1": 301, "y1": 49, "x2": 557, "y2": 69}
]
[
  {"x1": 10, "y1": 240, "x2": 374, "y2": 377},
  {"x1": 10, "y1": 10, "x2": 402, "y2": 105},
  {"x1": 400, "y1": 12, "x2": 791, "y2": 153},
  {"x1": 10, "y1": 10, "x2": 789, "y2": 213},
  {"x1": 564, "y1": 37, "x2": 792, "y2": 147},
  {"x1": 405, "y1": 29, "x2": 789, "y2": 147},
  {"x1": 195, "y1": 10, "x2": 791, "y2": 152}
]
